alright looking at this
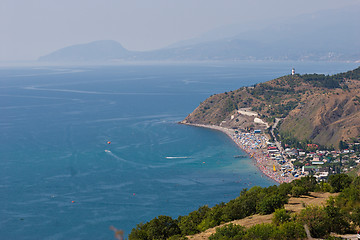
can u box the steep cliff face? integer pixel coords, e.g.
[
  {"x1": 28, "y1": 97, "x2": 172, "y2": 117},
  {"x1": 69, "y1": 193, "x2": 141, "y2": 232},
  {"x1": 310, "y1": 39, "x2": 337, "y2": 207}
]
[{"x1": 183, "y1": 67, "x2": 360, "y2": 147}]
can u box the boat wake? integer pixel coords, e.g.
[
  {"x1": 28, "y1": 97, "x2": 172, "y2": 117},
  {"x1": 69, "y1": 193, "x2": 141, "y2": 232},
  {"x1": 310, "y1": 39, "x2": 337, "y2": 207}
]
[
  {"x1": 105, "y1": 150, "x2": 143, "y2": 167},
  {"x1": 165, "y1": 156, "x2": 190, "y2": 159}
]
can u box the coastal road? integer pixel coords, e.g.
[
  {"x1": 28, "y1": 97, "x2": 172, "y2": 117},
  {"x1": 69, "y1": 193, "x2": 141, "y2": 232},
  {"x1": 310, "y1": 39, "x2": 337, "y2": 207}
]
[{"x1": 270, "y1": 118, "x2": 283, "y2": 152}]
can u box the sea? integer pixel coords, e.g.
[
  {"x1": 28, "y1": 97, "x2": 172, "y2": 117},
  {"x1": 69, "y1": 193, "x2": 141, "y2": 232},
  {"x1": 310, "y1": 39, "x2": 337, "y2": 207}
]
[{"x1": 0, "y1": 61, "x2": 358, "y2": 239}]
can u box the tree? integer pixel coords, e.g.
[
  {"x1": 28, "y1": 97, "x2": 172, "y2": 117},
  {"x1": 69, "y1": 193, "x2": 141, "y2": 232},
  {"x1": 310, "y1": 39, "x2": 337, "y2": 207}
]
[
  {"x1": 197, "y1": 203, "x2": 226, "y2": 231},
  {"x1": 291, "y1": 186, "x2": 308, "y2": 197},
  {"x1": 324, "y1": 198, "x2": 350, "y2": 234},
  {"x1": 339, "y1": 140, "x2": 349, "y2": 150},
  {"x1": 257, "y1": 194, "x2": 288, "y2": 215},
  {"x1": 178, "y1": 205, "x2": 210, "y2": 235},
  {"x1": 272, "y1": 209, "x2": 291, "y2": 226},
  {"x1": 129, "y1": 215, "x2": 180, "y2": 240},
  {"x1": 298, "y1": 205, "x2": 330, "y2": 238},
  {"x1": 128, "y1": 223, "x2": 149, "y2": 240},
  {"x1": 277, "y1": 221, "x2": 307, "y2": 240},
  {"x1": 350, "y1": 207, "x2": 360, "y2": 227},
  {"x1": 148, "y1": 216, "x2": 181, "y2": 240},
  {"x1": 292, "y1": 176, "x2": 317, "y2": 192},
  {"x1": 209, "y1": 223, "x2": 246, "y2": 240},
  {"x1": 243, "y1": 223, "x2": 277, "y2": 240},
  {"x1": 328, "y1": 174, "x2": 352, "y2": 192}
]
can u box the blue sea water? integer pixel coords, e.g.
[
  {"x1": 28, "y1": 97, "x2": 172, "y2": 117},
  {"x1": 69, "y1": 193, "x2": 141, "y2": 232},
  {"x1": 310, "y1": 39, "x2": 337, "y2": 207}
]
[{"x1": 0, "y1": 61, "x2": 358, "y2": 239}]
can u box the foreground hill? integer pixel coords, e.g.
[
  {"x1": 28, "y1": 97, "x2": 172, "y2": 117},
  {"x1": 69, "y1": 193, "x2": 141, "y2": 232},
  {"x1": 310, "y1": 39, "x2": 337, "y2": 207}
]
[
  {"x1": 129, "y1": 174, "x2": 360, "y2": 240},
  {"x1": 187, "y1": 192, "x2": 337, "y2": 240},
  {"x1": 182, "y1": 67, "x2": 360, "y2": 147}
]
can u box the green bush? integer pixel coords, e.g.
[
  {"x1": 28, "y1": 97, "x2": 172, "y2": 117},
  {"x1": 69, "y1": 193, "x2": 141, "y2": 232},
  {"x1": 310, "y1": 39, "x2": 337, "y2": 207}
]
[
  {"x1": 167, "y1": 235, "x2": 188, "y2": 240},
  {"x1": 257, "y1": 194, "x2": 288, "y2": 215},
  {"x1": 291, "y1": 186, "x2": 308, "y2": 197},
  {"x1": 209, "y1": 222, "x2": 306, "y2": 240},
  {"x1": 197, "y1": 203, "x2": 227, "y2": 231},
  {"x1": 277, "y1": 221, "x2": 306, "y2": 240},
  {"x1": 328, "y1": 174, "x2": 352, "y2": 192},
  {"x1": 291, "y1": 176, "x2": 317, "y2": 192},
  {"x1": 350, "y1": 207, "x2": 360, "y2": 227},
  {"x1": 298, "y1": 205, "x2": 329, "y2": 238},
  {"x1": 243, "y1": 223, "x2": 277, "y2": 240},
  {"x1": 317, "y1": 182, "x2": 332, "y2": 192},
  {"x1": 178, "y1": 205, "x2": 210, "y2": 235},
  {"x1": 272, "y1": 209, "x2": 291, "y2": 226},
  {"x1": 209, "y1": 224, "x2": 246, "y2": 240},
  {"x1": 324, "y1": 198, "x2": 350, "y2": 234},
  {"x1": 128, "y1": 215, "x2": 180, "y2": 240}
]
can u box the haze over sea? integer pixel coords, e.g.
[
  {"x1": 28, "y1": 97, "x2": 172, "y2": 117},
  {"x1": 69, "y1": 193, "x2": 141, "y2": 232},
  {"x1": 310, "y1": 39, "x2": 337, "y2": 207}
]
[{"x1": 0, "y1": 61, "x2": 358, "y2": 239}]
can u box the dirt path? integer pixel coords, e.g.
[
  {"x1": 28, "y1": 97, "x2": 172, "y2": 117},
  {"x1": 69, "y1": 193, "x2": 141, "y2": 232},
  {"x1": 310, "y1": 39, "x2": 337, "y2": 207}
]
[{"x1": 187, "y1": 192, "x2": 338, "y2": 240}]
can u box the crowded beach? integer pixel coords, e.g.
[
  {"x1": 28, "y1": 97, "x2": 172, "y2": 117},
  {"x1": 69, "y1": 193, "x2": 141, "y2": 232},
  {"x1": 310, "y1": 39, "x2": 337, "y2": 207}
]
[{"x1": 184, "y1": 123, "x2": 297, "y2": 183}]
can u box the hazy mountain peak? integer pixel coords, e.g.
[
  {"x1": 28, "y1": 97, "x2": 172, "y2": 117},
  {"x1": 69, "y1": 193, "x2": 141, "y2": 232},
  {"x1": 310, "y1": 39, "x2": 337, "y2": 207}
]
[
  {"x1": 38, "y1": 40, "x2": 129, "y2": 62},
  {"x1": 38, "y1": 5, "x2": 360, "y2": 63}
]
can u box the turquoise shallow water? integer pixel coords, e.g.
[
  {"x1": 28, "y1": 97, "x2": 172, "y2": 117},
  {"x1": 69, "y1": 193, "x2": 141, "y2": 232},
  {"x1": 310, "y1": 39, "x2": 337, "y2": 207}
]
[{"x1": 0, "y1": 62, "x2": 358, "y2": 239}]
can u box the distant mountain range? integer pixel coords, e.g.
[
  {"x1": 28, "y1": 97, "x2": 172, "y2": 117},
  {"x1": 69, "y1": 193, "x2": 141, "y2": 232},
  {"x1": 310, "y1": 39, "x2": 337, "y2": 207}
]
[{"x1": 39, "y1": 6, "x2": 360, "y2": 63}]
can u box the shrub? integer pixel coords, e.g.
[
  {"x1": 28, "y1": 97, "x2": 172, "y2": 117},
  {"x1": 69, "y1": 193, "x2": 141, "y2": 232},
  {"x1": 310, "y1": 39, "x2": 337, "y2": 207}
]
[
  {"x1": 317, "y1": 182, "x2": 332, "y2": 192},
  {"x1": 257, "y1": 194, "x2": 288, "y2": 215},
  {"x1": 209, "y1": 224, "x2": 246, "y2": 240},
  {"x1": 350, "y1": 207, "x2": 360, "y2": 227},
  {"x1": 291, "y1": 186, "x2": 308, "y2": 197},
  {"x1": 324, "y1": 198, "x2": 350, "y2": 234},
  {"x1": 292, "y1": 176, "x2": 317, "y2": 192},
  {"x1": 178, "y1": 205, "x2": 210, "y2": 235},
  {"x1": 272, "y1": 209, "x2": 291, "y2": 226},
  {"x1": 298, "y1": 205, "x2": 329, "y2": 238},
  {"x1": 277, "y1": 221, "x2": 307, "y2": 240},
  {"x1": 243, "y1": 223, "x2": 277, "y2": 240},
  {"x1": 197, "y1": 203, "x2": 226, "y2": 231},
  {"x1": 328, "y1": 174, "x2": 352, "y2": 192},
  {"x1": 128, "y1": 215, "x2": 180, "y2": 240}
]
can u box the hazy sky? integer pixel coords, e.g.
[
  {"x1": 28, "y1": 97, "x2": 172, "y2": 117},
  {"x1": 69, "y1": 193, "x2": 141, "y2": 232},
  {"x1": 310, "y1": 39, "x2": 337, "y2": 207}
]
[{"x1": 1, "y1": 0, "x2": 359, "y2": 61}]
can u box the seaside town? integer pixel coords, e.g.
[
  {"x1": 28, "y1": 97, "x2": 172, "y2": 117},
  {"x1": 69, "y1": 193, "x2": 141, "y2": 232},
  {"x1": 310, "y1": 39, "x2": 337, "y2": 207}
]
[
  {"x1": 188, "y1": 105, "x2": 360, "y2": 184},
  {"x1": 229, "y1": 126, "x2": 360, "y2": 184},
  {"x1": 207, "y1": 105, "x2": 360, "y2": 183}
]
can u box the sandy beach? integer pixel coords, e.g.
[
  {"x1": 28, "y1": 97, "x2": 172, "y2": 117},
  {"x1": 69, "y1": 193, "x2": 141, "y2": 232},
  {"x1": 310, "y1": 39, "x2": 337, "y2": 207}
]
[{"x1": 183, "y1": 123, "x2": 295, "y2": 184}]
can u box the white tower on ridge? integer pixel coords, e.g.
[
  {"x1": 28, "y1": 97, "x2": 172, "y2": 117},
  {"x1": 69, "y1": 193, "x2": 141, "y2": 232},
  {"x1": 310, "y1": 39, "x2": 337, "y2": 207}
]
[{"x1": 291, "y1": 68, "x2": 295, "y2": 75}]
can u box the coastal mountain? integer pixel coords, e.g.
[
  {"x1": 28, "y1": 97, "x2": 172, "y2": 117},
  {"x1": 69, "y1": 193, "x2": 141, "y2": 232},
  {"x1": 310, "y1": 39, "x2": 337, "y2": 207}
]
[
  {"x1": 182, "y1": 67, "x2": 360, "y2": 147},
  {"x1": 38, "y1": 6, "x2": 360, "y2": 62},
  {"x1": 38, "y1": 40, "x2": 131, "y2": 62}
]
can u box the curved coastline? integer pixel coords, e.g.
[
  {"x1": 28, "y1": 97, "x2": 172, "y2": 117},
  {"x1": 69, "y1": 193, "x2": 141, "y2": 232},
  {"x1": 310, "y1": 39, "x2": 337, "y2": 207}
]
[{"x1": 181, "y1": 122, "x2": 295, "y2": 184}]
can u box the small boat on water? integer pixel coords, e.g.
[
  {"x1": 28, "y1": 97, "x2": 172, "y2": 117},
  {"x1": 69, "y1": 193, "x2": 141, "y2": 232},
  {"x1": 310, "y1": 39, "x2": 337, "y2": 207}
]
[{"x1": 233, "y1": 155, "x2": 247, "y2": 158}]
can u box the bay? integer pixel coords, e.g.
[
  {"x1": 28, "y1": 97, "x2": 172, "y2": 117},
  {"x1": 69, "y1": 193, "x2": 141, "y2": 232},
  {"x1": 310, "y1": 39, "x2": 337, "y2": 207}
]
[{"x1": 0, "y1": 61, "x2": 358, "y2": 239}]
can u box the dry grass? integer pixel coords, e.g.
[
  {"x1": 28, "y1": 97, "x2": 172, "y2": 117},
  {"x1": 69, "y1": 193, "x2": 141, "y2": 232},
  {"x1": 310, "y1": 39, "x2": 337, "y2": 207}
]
[{"x1": 187, "y1": 192, "x2": 338, "y2": 240}]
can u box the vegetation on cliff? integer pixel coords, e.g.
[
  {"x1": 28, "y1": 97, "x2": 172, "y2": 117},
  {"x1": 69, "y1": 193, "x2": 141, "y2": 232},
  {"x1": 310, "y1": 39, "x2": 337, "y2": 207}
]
[
  {"x1": 129, "y1": 174, "x2": 360, "y2": 239},
  {"x1": 183, "y1": 66, "x2": 360, "y2": 148}
]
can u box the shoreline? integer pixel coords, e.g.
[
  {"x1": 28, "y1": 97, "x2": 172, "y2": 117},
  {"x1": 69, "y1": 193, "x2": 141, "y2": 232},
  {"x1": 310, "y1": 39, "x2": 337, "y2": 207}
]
[{"x1": 181, "y1": 122, "x2": 295, "y2": 184}]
